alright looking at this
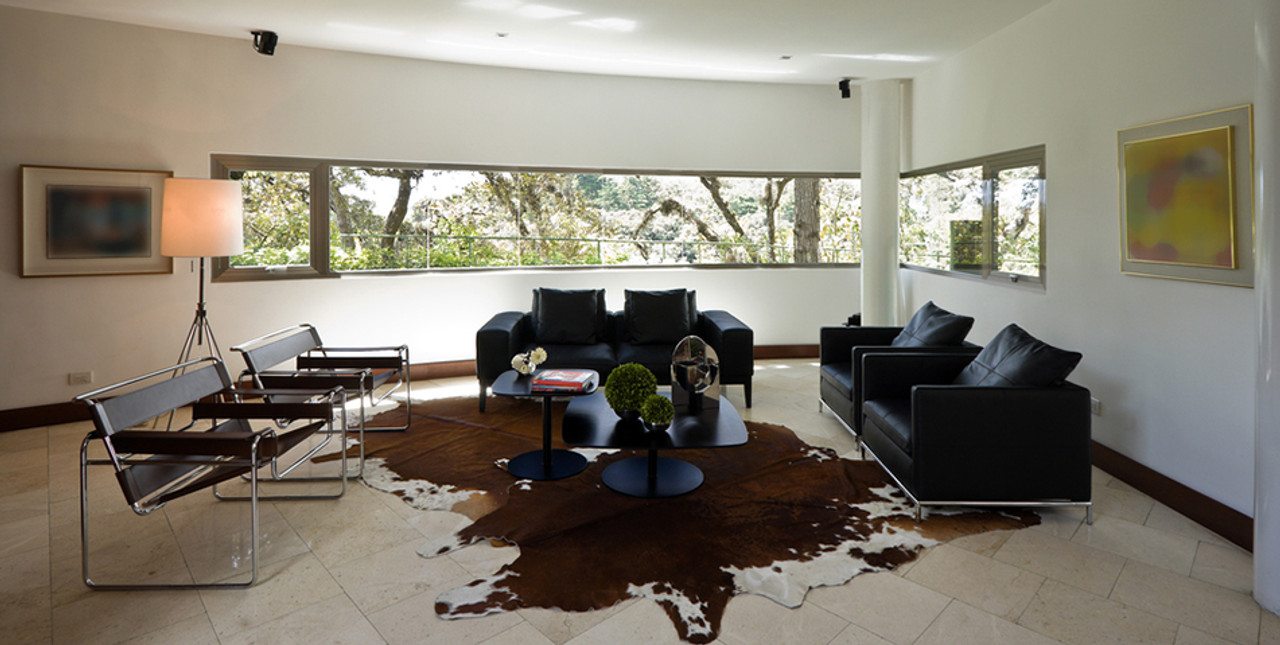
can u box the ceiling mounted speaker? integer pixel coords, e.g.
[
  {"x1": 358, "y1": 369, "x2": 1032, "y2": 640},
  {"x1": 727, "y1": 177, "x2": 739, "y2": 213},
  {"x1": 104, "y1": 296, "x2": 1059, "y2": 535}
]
[{"x1": 252, "y1": 30, "x2": 278, "y2": 56}]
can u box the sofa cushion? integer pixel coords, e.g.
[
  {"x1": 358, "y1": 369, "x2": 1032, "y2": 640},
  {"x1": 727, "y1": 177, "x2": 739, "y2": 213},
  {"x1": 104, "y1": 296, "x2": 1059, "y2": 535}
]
[
  {"x1": 863, "y1": 398, "x2": 913, "y2": 455},
  {"x1": 525, "y1": 342, "x2": 617, "y2": 374},
  {"x1": 533, "y1": 288, "x2": 605, "y2": 345},
  {"x1": 890, "y1": 301, "x2": 974, "y2": 347},
  {"x1": 953, "y1": 323, "x2": 1082, "y2": 387},
  {"x1": 624, "y1": 289, "x2": 693, "y2": 344}
]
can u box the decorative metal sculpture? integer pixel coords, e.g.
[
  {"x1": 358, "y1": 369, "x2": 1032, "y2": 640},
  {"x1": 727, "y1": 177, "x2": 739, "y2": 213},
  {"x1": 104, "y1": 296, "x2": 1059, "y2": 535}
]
[{"x1": 671, "y1": 335, "x2": 720, "y2": 413}]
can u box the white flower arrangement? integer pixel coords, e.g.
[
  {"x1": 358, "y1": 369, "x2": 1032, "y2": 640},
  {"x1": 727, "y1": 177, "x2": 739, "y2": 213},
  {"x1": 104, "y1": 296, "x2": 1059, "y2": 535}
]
[{"x1": 511, "y1": 347, "x2": 548, "y2": 375}]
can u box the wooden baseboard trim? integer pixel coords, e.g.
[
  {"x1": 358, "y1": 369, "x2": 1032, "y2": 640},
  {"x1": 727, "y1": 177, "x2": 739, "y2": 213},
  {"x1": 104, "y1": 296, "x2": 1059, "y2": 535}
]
[
  {"x1": 0, "y1": 401, "x2": 90, "y2": 433},
  {"x1": 755, "y1": 344, "x2": 818, "y2": 359},
  {"x1": 1091, "y1": 441, "x2": 1252, "y2": 551},
  {"x1": 408, "y1": 360, "x2": 475, "y2": 381}
]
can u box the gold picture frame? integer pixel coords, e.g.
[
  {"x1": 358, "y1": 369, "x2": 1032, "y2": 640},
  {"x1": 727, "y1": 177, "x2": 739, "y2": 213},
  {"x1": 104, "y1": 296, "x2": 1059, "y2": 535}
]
[
  {"x1": 21, "y1": 165, "x2": 173, "y2": 277},
  {"x1": 1118, "y1": 105, "x2": 1254, "y2": 287}
]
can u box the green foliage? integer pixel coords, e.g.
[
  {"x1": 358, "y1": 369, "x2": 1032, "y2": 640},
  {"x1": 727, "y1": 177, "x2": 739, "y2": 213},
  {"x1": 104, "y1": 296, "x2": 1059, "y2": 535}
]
[
  {"x1": 640, "y1": 394, "x2": 674, "y2": 426},
  {"x1": 604, "y1": 363, "x2": 658, "y2": 413}
]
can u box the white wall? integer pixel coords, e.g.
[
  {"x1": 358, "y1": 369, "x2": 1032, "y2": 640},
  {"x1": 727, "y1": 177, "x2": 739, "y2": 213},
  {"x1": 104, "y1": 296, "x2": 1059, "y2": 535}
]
[
  {"x1": 906, "y1": 0, "x2": 1258, "y2": 514},
  {"x1": 0, "y1": 6, "x2": 862, "y2": 410}
]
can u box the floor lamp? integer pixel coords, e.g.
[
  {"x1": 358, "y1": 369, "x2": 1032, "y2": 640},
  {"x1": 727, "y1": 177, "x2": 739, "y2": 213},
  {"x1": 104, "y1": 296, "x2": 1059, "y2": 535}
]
[{"x1": 160, "y1": 178, "x2": 244, "y2": 364}]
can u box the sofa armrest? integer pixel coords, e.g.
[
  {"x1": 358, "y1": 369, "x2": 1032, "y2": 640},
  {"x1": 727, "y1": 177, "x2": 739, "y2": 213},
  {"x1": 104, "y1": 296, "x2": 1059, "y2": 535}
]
[
  {"x1": 910, "y1": 383, "x2": 1092, "y2": 501},
  {"x1": 698, "y1": 310, "x2": 754, "y2": 380},
  {"x1": 860, "y1": 352, "x2": 973, "y2": 402},
  {"x1": 476, "y1": 311, "x2": 531, "y2": 382},
  {"x1": 819, "y1": 326, "x2": 902, "y2": 365}
]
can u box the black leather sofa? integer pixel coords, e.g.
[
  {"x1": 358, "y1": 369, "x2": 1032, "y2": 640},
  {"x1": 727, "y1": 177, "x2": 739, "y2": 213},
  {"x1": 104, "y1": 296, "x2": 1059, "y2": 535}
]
[
  {"x1": 819, "y1": 301, "x2": 979, "y2": 437},
  {"x1": 476, "y1": 288, "x2": 753, "y2": 411},
  {"x1": 858, "y1": 323, "x2": 1092, "y2": 521}
]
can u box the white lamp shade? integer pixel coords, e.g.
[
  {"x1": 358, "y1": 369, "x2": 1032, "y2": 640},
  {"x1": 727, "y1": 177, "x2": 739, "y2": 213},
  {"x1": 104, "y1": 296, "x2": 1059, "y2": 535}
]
[{"x1": 160, "y1": 178, "x2": 245, "y2": 258}]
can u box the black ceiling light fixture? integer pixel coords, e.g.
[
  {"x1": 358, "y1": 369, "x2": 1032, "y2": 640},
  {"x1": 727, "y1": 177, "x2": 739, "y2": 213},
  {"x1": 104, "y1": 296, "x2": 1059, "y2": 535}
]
[
  {"x1": 838, "y1": 78, "x2": 852, "y2": 99},
  {"x1": 251, "y1": 30, "x2": 278, "y2": 56}
]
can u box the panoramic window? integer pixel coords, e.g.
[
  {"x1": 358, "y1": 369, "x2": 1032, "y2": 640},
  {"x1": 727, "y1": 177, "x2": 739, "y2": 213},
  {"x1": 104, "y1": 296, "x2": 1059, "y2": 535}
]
[
  {"x1": 212, "y1": 156, "x2": 861, "y2": 278},
  {"x1": 898, "y1": 146, "x2": 1044, "y2": 282}
]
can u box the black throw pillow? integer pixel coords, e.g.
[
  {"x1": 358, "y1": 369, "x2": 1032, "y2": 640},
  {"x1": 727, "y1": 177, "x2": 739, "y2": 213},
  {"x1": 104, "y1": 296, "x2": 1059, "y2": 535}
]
[
  {"x1": 533, "y1": 288, "x2": 603, "y2": 345},
  {"x1": 954, "y1": 323, "x2": 1083, "y2": 387},
  {"x1": 625, "y1": 289, "x2": 692, "y2": 344},
  {"x1": 890, "y1": 301, "x2": 974, "y2": 347}
]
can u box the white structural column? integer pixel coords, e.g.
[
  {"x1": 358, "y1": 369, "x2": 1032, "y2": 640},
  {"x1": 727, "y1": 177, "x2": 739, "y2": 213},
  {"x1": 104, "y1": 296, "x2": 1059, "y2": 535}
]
[
  {"x1": 859, "y1": 80, "x2": 903, "y2": 326},
  {"x1": 1256, "y1": 0, "x2": 1280, "y2": 616}
]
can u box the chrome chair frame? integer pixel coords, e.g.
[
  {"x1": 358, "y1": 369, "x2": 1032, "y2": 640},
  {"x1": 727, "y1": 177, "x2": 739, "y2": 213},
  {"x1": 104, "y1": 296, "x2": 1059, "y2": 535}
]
[
  {"x1": 74, "y1": 357, "x2": 345, "y2": 590},
  {"x1": 232, "y1": 324, "x2": 411, "y2": 478}
]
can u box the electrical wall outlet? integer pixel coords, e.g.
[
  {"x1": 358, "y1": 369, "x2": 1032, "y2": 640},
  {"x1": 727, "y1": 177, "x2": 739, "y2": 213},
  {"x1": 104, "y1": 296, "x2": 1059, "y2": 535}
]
[
  {"x1": 1090, "y1": 397, "x2": 1102, "y2": 416},
  {"x1": 68, "y1": 371, "x2": 93, "y2": 386}
]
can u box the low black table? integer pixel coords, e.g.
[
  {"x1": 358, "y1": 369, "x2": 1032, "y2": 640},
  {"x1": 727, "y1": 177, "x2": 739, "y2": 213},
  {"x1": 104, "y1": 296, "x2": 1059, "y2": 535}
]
[
  {"x1": 490, "y1": 369, "x2": 598, "y2": 480},
  {"x1": 562, "y1": 392, "x2": 748, "y2": 497}
]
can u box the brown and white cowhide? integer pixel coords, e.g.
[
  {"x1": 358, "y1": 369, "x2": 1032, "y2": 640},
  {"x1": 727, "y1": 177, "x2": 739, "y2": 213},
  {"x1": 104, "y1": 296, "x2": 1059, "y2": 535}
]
[{"x1": 342, "y1": 397, "x2": 1038, "y2": 644}]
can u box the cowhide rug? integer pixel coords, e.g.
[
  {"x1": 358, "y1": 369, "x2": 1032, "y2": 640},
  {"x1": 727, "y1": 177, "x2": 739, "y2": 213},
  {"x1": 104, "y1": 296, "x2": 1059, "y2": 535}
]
[{"x1": 335, "y1": 396, "x2": 1038, "y2": 644}]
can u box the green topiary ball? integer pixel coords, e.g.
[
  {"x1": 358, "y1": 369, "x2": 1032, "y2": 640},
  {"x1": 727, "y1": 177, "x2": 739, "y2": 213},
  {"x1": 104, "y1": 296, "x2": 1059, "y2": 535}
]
[
  {"x1": 604, "y1": 363, "x2": 658, "y2": 413},
  {"x1": 640, "y1": 394, "x2": 674, "y2": 426}
]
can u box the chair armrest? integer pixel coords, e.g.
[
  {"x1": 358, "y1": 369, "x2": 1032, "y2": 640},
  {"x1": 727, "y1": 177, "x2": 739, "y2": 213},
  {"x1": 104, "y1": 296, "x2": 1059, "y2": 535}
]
[
  {"x1": 819, "y1": 326, "x2": 902, "y2": 365},
  {"x1": 910, "y1": 383, "x2": 1092, "y2": 501},
  {"x1": 697, "y1": 310, "x2": 754, "y2": 380},
  {"x1": 860, "y1": 352, "x2": 974, "y2": 402},
  {"x1": 477, "y1": 311, "x2": 532, "y2": 381},
  {"x1": 193, "y1": 399, "x2": 336, "y2": 421},
  {"x1": 108, "y1": 429, "x2": 265, "y2": 458},
  {"x1": 297, "y1": 354, "x2": 405, "y2": 371},
  {"x1": 254, "y1": 370, "x2": 371, "y2": 390}
]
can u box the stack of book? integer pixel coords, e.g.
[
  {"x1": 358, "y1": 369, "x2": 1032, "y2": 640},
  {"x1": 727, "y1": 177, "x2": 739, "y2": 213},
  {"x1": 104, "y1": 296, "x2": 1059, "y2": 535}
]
[{"x1": 531, "y1": 369, "x2": 597, "y2": 392}]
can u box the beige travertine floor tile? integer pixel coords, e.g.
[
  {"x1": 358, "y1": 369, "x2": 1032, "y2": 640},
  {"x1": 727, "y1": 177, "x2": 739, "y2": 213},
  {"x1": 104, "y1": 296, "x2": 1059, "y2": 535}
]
[
  {"x1": 1072, "y1": 516, "x2": 1198, "y2": 575},
  {"x1": 0, "y1": 545, "x2": 52, "y2": 644},
  {"x1": 807, "y1": 571, "x2": 951, "y2": 645},
  {"x1": 948, "y1": 528, "x2": 1014, "y2": 558},
  {"x1": 1092, "y1": 484, "x2": 1155, "y2": 524},
  {"x1": 518, "y1": 601, "x2": 635, "y2": 645},
  {"x1": 50, "y1": 586, "x2": 205, "y2": 645},
  {"x1": 717, "y1": 592, "x2": 848, "y2": 645},
  {"x1": 561, "y1": 599, "x2": 697, "y2": 645},
  {"x1": 275, "y1": 484, "x2": 424, "y2": 569},
  {"x1": 1190, "y1": 541, "x2": 1253, "y2": 594},
  {"x1": 198, "y1": 552, "x2": 344, "y2": 639},
  {"x1": 48, "y1": 546, "x2": 195, "y2": 608},
  {"x1": 0, "y1": 513, "x2": 48, "y2": 560},
  {"x1": 167, "y1": 501, "x2": 310, "y2": 584},
  {"x1": 903, "y1": 543, "x2": 1044, "y2": 620},
  {"x1": 219, "y1": 593, "x2": 385, "y2": 645},
  {"x1": 1092, "y1": 466, "x2": 1116, "y2": 489},
  {"x1": 1175, "y1": 624, "x2": 1240, "y2": 645},
  {"x1": 993, "y1": 527, "x2": 1126, "y2": 597},
  {"x1": 330, "y1": 537, "x2": 474, "y2": 614},
  {"x1": 1029, "y1": 506, "x2": 1087, "y2": 540},
  {"x1": 825, "y1": 623, "x2": 895, "y2": 645},
  {"x1": 0, "y1": 487, "x2": 49, "y2": 526},
  {"x1": 0, "y1": 426, "x2": 47, "y2": 451},
  {"x1": 914, "y1": 601, "x2": 1062, "y2": 645},
  {"x1": 1018, "y1": 578, "x2": 1177, "y2": 645},
  {"x1": 481, "y1": 621, "x2": 558, "y2": 645},
  {"x1": 1110, "y1": 560, "x2": 1260, "y2": 645},
  {"x1": 116, "y1": 614, "x2": 218, "y2": 645},
  {"x1": 367, "y1": 587, "x2": 524, "y2": 645},
  {"x1": 1259, "y1": 608, "x2": 1280, "y2": 644},
  {"x1": 1145, "y1": 503, "x2": 1236, "y2": 550}
]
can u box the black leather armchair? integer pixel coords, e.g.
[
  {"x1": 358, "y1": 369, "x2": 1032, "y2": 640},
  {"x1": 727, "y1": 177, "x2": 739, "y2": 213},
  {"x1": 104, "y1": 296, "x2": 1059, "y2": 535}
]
[
  {"x1": 819, "y1": 302, "x2": 979, "y2": 437},
  {"x1": 859, "y1": 351, "x2": 1093, "y2": 522}
]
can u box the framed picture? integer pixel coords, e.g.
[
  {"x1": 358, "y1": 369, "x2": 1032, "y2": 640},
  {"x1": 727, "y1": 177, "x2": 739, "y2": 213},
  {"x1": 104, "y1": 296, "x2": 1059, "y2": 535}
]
[
  {"x1": 1118, "y1": 105, "x2": 1253, "y2": 287},
  {"x1": 21, "y1": 165, "x2": 173, "y2": 277}
]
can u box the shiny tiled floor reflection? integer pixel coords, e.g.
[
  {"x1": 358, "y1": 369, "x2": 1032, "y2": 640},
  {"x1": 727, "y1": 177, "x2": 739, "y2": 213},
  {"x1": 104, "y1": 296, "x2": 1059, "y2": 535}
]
[{"x1": 2, "y1": 360, "x2": 1276, "y2": 644}]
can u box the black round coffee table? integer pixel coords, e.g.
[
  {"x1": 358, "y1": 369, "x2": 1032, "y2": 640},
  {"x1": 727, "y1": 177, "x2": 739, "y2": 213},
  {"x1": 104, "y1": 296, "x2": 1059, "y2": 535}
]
[{"x1": 490, "y1": 369, "x2": 598, "y2": 480}]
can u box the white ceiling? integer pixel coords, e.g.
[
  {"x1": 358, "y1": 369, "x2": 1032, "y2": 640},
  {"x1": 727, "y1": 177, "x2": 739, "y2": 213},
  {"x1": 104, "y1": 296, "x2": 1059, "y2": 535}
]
[{"x1": 1, "y1": 0, "x2": 1052, "y2": 85}]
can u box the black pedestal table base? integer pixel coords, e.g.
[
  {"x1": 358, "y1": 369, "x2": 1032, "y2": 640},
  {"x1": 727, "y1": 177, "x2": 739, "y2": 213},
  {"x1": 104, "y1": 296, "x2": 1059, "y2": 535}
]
[
  {"x1": 602, "y1": 450, "x2": 704, "y2": 497},
  {"x1": 507, "y1": 448, "x2": 588, "y2": 481}
]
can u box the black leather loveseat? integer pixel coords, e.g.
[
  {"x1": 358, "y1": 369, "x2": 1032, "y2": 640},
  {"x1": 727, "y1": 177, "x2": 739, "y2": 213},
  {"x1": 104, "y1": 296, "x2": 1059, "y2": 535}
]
[
  {"x1": 476, "y1": 288, "x2": 753, "y2": 411},
  {"x1": 859, "y1": 323, "x2": 1093, "y2": 521}
]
